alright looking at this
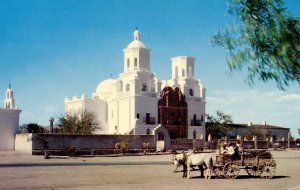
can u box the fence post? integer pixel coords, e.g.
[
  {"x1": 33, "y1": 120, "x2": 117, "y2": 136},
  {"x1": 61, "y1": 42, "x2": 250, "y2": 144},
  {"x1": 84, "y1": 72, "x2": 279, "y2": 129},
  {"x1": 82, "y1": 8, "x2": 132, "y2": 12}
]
[
  {"x1": 208, "y1": 134, "x2": 212, "y2": 149},
  {"x1": 270, "y1": 136, "x2": 273, "y2": 148},
  {"x1": 240, "y1": 136, "x2": 244, "y2": 148},
  {"x1": 288, "y1": 131, "x2": 291, "y2": 149},
  {"x1": 200, "y1": 133, "x2": 204, "y2": 140},
  {"x1": 253, "y1": 136, "x2": 257, "y2": 149},
  {"x1": 282, "y1": 137, "x2": 285, "y2": 149}
]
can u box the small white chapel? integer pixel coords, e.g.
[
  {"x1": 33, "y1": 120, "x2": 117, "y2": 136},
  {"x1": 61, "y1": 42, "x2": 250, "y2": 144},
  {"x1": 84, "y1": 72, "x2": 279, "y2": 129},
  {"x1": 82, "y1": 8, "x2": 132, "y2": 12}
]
[
  {"x1": 0, "y1": 85, "x2": 22, "y2": 150},
  {"x1": 65, "y1": 30, "x2": 206, "y2": 139}
]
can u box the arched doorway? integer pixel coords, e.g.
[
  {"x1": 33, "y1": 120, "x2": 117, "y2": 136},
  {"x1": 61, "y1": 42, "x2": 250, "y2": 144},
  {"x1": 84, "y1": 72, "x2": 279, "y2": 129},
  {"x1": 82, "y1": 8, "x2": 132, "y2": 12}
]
[{"x1": 156, "y1": 132, "x2": 165, "y2": 151}]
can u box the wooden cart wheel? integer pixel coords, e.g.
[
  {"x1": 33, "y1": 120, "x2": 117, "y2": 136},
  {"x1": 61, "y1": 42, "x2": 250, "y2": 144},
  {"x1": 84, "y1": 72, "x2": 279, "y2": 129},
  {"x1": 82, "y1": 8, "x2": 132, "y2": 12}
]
[
  {"x1": 258, "y1": 161, "x2": 276, "y2": 179},
  {"x1": 213, "y1": 165, "x2": 224, "y2": 178},
  {"x1": 246, "y1": 166, "x2": 258, "y2": 177},
  {"x1": 223, "y1": 162, "x2": 239, "y2": 179}
]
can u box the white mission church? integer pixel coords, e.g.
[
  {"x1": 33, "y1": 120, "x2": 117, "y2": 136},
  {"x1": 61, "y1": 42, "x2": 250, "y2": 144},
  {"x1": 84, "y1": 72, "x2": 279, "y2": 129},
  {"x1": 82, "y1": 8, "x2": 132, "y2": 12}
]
[{"x1": 65, "y1": 30, "x2": 206, "y2": 139}]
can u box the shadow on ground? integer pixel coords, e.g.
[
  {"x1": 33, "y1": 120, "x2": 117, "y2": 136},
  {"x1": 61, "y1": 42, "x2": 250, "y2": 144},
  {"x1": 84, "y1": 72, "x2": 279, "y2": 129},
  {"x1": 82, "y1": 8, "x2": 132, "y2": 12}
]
[{"x1": 181, "y1": 175, "x2": 289, "y2": 180}]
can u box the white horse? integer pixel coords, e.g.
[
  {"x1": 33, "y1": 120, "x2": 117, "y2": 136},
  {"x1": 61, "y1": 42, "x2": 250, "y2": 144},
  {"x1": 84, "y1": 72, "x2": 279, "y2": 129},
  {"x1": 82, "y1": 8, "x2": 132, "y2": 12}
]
[
  {"x1": 172, "y1": 152, "x2": 195, "y2": 172},
  {"x1": 185, "y1": 154, "x2": 213, "y2": 179}
]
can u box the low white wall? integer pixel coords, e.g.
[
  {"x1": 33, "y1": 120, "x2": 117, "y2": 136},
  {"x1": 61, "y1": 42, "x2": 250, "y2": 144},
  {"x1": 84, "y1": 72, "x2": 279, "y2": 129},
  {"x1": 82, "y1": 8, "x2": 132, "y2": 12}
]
[
  {"x1": 15, "y1": 133, "x2": 32, "y2": 153},
  {"x1": 0, "y1": 108, "x2": 21, "y2": 150},
  {"x1": 188, "y1": 125, "x2": 206, "y2": 139}
]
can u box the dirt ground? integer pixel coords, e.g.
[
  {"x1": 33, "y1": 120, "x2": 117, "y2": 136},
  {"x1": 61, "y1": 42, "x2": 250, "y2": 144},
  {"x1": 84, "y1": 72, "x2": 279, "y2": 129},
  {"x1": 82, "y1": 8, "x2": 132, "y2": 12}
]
[{"x1": 0, "y1": 150, "x2": 300, "y2": 190}]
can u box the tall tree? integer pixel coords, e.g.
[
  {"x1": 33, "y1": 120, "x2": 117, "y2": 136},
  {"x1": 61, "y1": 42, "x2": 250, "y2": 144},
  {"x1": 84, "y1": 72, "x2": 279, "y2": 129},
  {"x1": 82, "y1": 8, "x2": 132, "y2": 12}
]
[
  {"x1": 58, "y1": 112, "x2": 100, "y2": 134},
  {"x1": 206, "y1": 111, "x2": 233, "y2": 139},
  {"x1": 212, "y1": 0, "x2": 300, "y2": 90}
]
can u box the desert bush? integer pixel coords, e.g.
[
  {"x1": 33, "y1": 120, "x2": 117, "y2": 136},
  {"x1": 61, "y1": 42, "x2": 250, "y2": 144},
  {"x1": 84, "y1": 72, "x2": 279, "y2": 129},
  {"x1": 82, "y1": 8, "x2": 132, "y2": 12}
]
[
  {"x1": 115, "y1": 141, "x2": 129, "y2": 154},
  {"x1": 64, "y1": 145, "x2": 77, "y2": 156},
  {"x1": 142, "y1": 142, "x2": 151, "y2": 154}
]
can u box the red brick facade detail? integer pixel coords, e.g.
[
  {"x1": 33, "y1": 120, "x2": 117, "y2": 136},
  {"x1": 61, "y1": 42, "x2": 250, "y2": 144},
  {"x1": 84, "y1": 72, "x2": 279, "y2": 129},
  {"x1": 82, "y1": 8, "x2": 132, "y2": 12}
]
[{"x1": 158, "y1": 87, "x2": 188, "y2": 139}]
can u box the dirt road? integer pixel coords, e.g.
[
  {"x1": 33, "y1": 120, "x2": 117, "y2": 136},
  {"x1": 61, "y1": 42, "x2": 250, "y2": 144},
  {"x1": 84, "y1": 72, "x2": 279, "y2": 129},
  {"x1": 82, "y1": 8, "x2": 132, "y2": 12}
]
[{"x1": 0, "y1": 150, "x2": 299, "y2": 190}]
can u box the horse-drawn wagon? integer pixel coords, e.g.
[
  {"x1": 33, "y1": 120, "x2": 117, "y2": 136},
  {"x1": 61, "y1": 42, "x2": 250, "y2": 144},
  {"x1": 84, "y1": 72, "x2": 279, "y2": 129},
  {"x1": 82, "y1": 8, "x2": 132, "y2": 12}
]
[{"x1": 213, "y1": 149, "x2": 276, "y2": 179}]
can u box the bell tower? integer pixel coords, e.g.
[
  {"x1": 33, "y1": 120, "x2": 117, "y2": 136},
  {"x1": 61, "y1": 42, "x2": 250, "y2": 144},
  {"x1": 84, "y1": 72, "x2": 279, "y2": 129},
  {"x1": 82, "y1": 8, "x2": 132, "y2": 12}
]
[
  {"x1": 123, "y1": 30, "x2": 150, "y2": 72},
  {"x1": 4, "y1": 84, "x2": 15, "y2": 109},
  {"x1": 171, "y1": 56, "x2": 195, "y2": 79}
]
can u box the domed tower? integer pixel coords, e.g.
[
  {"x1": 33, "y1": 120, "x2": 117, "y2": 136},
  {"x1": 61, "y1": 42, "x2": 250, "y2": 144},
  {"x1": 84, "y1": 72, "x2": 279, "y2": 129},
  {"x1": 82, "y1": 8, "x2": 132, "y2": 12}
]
[
  {"x1": 4, "y1": 84, "x2": 15, "y2": 109},
  {"x1": 123, "y1": 30, "x2": 150, "y2": 72}
]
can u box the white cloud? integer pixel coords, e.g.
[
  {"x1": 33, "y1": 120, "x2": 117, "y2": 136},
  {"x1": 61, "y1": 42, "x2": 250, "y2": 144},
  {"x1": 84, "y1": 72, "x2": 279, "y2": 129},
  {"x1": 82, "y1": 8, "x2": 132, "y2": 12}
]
[{"x1": 276, "y1": 93, "x2": 300, "y2": 102}]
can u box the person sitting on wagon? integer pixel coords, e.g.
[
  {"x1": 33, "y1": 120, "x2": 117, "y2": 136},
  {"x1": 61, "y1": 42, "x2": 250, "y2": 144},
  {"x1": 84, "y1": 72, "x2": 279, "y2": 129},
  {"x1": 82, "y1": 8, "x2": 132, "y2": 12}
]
[
  {"x1": 227, "y1": 143, "x2": 236, "y2": 157},
  {"x1": 220, "y1": 144, "x2": 228, "y2": 154},
  {"x1": 220, "y1": 142, "x2": 237, "y2": 156},
  {"x1": 221, "y1": 143, "x2": 238, "y2": 161}
]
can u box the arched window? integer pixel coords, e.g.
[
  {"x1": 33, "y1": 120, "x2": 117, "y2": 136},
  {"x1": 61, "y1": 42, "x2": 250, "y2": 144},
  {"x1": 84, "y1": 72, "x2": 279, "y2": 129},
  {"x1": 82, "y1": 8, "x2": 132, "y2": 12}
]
[
  {"x1": 146, "y1": 128, "x2": 150, "y2": 135},
  {"x1": 182, "y1": 69, "x2": 185, "y2": 77},
  {"x1": 126, "y1": 84, "x2": 130, "y2": 91},
  {"x1": 189, "y1": 66, "x2": 193, "y2": 77},
  {"x1": 189, "y1": 89, "x2": 194, "y2": 96},
  {"x1": 115, "y1": 125, "x2": 118, "y2": 131},
  {"x1": 134, "y1": 58, "x2": 138, "y2": 69},
  {"x1": 193, "y1": 130, "x2": 197, "y2": 139},
  {"x1": 142, "y1": 83, "x2": 147, "y2": 91},
  {"x1": 127, "y1": 58, "x2": 130, "y2": 68},
  {"x1": 201, "y1": 114, "x2": 204, "y2": 122},
  {"x1": 175, "y1": 66, "x2": 178, "y2": 78}
]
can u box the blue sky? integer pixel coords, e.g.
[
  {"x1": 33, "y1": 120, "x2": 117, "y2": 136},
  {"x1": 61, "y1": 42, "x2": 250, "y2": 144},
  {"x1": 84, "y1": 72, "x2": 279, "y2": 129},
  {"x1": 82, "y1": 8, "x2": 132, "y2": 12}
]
[{"x1": 0, "y1": 0, "x2": 299, "y2": 137}]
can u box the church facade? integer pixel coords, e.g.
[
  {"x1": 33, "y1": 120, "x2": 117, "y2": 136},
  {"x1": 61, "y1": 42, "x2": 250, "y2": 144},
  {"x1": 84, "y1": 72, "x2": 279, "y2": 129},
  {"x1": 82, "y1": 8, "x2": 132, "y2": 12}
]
[{"x1": 65, "y1": 30, "x2": 206, "y2": 139}]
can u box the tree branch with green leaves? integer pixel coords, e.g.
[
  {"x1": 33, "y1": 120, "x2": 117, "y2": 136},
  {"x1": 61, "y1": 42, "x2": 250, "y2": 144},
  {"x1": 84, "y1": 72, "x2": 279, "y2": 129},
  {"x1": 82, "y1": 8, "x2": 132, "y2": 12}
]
[{"x1": 212, "y1": 0, "x2": 300, "y2": 90}]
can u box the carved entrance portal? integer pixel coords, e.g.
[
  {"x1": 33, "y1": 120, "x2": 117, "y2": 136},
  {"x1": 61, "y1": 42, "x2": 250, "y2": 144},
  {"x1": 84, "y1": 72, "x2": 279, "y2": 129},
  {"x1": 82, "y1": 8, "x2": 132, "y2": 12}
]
[{"x1": 158, "y1": 87, "x2": 188, "y2": 139}]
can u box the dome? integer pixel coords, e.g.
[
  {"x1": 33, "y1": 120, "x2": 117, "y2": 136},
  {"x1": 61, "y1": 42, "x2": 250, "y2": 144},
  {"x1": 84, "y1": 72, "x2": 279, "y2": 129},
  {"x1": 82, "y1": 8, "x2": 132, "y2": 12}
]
[
  {"x1": 95, "y1": 79, "x2": 116, "y2": 98},
  {"x1": 126, "y1": 30, "x2": 146, "y2": 48},
  {"x1": 127, "y1": 40, "x2": 146, "y2": 48}
]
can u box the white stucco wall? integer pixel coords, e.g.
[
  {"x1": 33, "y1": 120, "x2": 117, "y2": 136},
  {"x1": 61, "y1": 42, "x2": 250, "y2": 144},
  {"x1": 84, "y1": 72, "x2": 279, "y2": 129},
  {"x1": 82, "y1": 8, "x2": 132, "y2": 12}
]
[
  {"x1": 0, "y1": 108, "x2": 21, "y2": 150},
  {"x1": 117, "y1": 99, "x2": 132, "y2": 134},
  {"x1": 188, "y1": 126, "x2": 206, "y2": 139},
  {"x1": 84, "y1": 98, "x2": 108, "y2": 134},
  {"x1": 187, "y1": 100, "x2": 205, "y2": 124},
  {"x1": 15, "y1": 133, "x2": 32, "y2": 153}
]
